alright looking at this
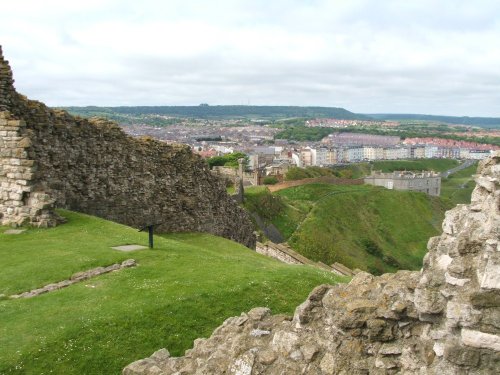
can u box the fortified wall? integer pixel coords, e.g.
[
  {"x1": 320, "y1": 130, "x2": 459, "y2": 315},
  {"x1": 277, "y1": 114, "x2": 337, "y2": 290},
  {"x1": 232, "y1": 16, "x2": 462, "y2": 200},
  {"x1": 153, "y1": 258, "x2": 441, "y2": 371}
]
[
  {"x1": 125, "y1": 152, "x2": 499, "y2": 374},
  {"x1": 0, "y1": 46, "x2": 255, "y2": 248}
]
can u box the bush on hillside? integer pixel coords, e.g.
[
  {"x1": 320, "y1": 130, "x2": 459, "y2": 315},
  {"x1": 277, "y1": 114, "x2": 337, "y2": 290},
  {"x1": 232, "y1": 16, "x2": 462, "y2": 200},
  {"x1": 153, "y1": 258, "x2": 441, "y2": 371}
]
[
  {"x1": 206, "y1": 152, "x2": 248, "y2": 169},
  {"x1": 243, "y1": 187, "x2": 285, "y2": 221},
  {"x1": 285, "y1": 166, "x2": 335, "y2": 181},
  {"x1": 263, "y1": 176, "x2": 279, "y2": 185},
  {"x1": 361, "y1": 239, "x2": 382, "y2": 257}
]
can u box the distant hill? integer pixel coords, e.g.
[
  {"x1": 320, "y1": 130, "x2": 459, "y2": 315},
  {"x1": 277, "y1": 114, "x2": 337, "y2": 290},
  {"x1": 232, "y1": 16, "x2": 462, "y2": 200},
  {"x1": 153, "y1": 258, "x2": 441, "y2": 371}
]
[
  {"x1": 368, "y1": 113, "x2": 500, "y2": 128},
  {"x1": 61, "y1": 105, "x2": 371, "y2": 120}
]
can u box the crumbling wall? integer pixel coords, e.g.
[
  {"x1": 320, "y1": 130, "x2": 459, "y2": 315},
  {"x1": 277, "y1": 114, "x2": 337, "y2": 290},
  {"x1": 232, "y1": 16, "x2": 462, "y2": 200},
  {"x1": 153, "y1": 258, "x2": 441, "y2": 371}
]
[
  {"x1": 124, "y1": 152, "x2": 499, "y2": 374},
  {"x1": 0, "y1": 46, "x2": 255, "y2": 248}
]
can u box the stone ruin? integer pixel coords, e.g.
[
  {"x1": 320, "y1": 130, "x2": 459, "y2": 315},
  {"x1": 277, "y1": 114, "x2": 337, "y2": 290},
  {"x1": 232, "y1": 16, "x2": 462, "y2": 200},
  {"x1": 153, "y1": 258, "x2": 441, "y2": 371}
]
[
  {"x1": 124, "y1": 152, "x2": 499, "y2": 374},
  {"x1": 0, "y1": 46, "x2": 255, "y2": 248}
]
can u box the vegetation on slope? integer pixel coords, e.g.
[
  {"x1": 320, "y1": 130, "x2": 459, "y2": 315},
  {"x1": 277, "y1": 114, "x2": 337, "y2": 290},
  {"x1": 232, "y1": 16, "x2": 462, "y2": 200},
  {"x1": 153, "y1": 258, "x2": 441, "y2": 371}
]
[
  {"x1": 441, "y1": 163, "x2": 477, "y2": 207},
  {"x1": 0, "y1": 210, "x2": 344, "y2": 375},
  {"x1": 284, "y1": 186, "x2": 446, "y2": 274},
  {"x1": 206, "y1": 152, "x2": 247, "y2": 168},
  {"x1": 244, "y1": 184, "x2": 447, "y2": 275}
]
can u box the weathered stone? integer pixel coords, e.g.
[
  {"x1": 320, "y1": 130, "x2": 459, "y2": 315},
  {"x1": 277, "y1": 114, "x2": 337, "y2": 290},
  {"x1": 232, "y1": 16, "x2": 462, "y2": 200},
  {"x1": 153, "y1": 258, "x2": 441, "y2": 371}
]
[
  {"x1": 480, "y1": 254, "x2": 500, "y2": 290},
  {"x1": 461, "y1": 329, "x2": 500, "y2": 351},
  {"x1": 256, "y1": 350, "x2": 276, "y2": 365},
  {"x1": 272, "y1": 331, "x2": 300, "y2": 355},
  {"x1": 319, "y1": 352, "x2": 336, "y2": 373},
  {"x1": 443, "y1": 344, "x2": 480, "y2": 367}
]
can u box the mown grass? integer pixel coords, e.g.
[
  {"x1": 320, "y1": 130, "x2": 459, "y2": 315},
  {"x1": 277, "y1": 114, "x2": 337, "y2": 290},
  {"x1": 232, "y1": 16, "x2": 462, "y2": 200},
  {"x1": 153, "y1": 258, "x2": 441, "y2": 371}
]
[
  {"x1": 440, "y1": 164, "x2": 477, "y2": 207},
  {"x1": 371, "y1": 159, "x2": 458, "y2": 173},
  {"x1": 0, "y1": 210, "x2": 344, "y2": 375}
]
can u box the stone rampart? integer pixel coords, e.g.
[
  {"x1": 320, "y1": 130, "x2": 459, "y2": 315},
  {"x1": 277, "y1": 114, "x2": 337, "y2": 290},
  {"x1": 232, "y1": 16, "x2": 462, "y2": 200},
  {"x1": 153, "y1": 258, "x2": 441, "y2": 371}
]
[
  {"x1": 124, "y1": 152, "x2": 499, "y2": 374},
  {"x1": 0, "y1": 46, "x2": 255, "y2": 248}
]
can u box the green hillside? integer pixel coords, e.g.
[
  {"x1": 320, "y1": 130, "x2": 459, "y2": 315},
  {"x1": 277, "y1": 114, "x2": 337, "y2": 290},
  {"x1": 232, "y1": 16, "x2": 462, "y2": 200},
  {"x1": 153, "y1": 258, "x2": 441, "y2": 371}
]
[
  {"x1": 62, "y1": 105, "x2": 370, "y2": 121},
  {"x1": 441, "y1": 163, "x2": 477, "y2": 206},
  {"x1": 245, "y1": 184, "x2": 447, "y2": 275},
  {"x1": 0, "y1": 210, "x2": 344, "y2": 375}
]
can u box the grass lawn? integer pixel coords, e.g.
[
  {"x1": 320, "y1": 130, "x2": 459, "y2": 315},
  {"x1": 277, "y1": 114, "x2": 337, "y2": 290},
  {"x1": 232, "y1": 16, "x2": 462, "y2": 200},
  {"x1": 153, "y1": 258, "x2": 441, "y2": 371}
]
[
  {"x1": 0, "y1": 210, "x2": 345, "y2": 375},
  {"x1": 372, "y1": 159, "x2": 459, "y2": 173}
]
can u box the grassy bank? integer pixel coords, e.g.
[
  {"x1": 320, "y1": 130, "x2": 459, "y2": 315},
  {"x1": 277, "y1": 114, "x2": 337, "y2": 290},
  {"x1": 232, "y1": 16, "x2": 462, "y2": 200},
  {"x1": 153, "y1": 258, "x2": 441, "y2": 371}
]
[
  {"x1": 0, "y1": 210, "x2": 344, "y2": 375},
  {"x1": 441, "y1": 163, "x2": 477, "y2": 206},
  {"x1": 244, "y1": 184, "x2": 447, "y2": 275}
]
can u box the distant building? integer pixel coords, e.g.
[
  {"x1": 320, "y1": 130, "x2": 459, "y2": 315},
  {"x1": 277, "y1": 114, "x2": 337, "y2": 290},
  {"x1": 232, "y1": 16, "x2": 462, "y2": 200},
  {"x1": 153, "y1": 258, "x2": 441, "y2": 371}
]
[
  {"x1": 325, "y1": 132, "x2": 400, "y2": 146},
  {"x1": 300, "y1": 147, "x2": 314, "y2": 167},
  {"x1": 346, "y1": 146, "x2": 364, "y2": 162},
  {"x1": 364, "y1": 170, "x2": 441, "y2": 196},
  {"x1": 469, "y1": 150, "x2": 492, "y2": 160}
]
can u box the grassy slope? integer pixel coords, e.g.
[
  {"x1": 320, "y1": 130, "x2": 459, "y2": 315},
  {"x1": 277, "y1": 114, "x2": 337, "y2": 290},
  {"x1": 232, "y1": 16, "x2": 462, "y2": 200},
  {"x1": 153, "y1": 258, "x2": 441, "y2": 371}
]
[
  {"x1": 243, "y1": 160, "x2": 467, "y2": 275},
  {"x1": 440, "y1": 164, "x2": 477, "y2": 207},
  {"x1": 0, "y1": 210, "x2": 344, "y2": 375},
  {"x1": 288, "y1": 187, "x2": 445, "y2": 274},
  {"x1": 260, "y1": 184, "x2": 446, "y2": 274}
]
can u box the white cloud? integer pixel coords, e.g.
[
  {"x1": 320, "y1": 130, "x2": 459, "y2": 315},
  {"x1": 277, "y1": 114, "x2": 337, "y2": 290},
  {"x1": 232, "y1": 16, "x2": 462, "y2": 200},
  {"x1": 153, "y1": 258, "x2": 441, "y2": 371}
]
[{"x1": 1, "y1": 0, "x2": 500, "y2": 116}]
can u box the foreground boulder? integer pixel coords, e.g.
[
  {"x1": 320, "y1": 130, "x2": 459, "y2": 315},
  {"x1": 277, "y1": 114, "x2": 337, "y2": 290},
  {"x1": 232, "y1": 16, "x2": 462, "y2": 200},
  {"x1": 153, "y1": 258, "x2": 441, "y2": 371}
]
[{"x1": 124, "y1": 152, "x2": 499, "y2": 374}]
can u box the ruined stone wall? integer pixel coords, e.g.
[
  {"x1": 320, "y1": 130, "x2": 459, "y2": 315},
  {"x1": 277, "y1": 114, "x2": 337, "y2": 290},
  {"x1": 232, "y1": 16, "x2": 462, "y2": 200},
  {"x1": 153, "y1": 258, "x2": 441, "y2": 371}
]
[
  {"x1": 124, "y1": 152, "x2": 499, "y2": 374},
  {"x1": 255, "y1": 242, "x2": 304, "y2": 265},
  {"x1": 0, "y1": 46, "x2": 255, "y2": 248}
]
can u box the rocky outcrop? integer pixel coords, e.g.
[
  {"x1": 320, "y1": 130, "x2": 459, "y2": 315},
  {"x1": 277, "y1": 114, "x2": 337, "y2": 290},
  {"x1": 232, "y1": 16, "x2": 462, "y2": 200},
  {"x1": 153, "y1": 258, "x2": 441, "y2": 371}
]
[
  {"x1": 124, "y1": 152, "x2": 499, "y2": 374},
  {"x1": 0, "y1": 46, "x2": 255, "y2": 248}
]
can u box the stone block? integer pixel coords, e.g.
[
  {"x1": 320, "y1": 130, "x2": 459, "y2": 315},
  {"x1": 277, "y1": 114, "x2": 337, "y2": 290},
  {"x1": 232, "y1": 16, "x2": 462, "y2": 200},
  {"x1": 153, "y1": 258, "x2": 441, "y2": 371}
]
[{"x1": 461, "y1": 329, "x2": 500, "y2": 351}]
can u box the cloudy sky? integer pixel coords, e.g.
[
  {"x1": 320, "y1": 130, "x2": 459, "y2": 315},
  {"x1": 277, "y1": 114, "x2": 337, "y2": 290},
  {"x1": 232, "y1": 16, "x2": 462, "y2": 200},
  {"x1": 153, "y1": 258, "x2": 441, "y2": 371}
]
[{"x1": 1, "y1": 0, "x2": 500, "y2": 116}]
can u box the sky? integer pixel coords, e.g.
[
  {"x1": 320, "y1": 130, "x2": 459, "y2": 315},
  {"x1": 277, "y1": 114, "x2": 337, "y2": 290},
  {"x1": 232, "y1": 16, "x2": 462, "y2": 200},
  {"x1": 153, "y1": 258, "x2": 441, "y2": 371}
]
[{"x1": 1, "y1": 0, "x2": 500, "y2": 116}]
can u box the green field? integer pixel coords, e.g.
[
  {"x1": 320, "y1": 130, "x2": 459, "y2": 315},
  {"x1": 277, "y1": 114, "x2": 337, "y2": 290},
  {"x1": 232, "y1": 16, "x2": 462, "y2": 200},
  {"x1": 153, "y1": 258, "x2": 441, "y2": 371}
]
[
  {"x1": 0, "y1": 210, "x2": 344, "y2": 375},
  {"x1": 244, "y1": 184, "x2": 447, "y2": 275},
  {"x1": 371, "y1": 159, "x2": 458, "y2": 173}
]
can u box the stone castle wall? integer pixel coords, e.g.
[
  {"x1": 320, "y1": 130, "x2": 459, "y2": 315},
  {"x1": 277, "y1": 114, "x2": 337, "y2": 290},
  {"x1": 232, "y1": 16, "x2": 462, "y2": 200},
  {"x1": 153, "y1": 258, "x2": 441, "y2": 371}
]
[
  {"x1": 124, "y1": 152, "x2": 499, "y2": 374},
  {"x1": 0, "y1": 46, "x2": 255, "y2": 248}
]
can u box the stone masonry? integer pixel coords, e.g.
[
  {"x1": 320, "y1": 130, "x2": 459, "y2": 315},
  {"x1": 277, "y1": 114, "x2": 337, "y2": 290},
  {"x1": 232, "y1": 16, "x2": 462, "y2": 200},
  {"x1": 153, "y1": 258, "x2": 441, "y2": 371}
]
[
  {"x1": 0, "y1": 46, "x2": 255, "y2": 248},
  {"x1": 124, "y1": 152, "x2": 499, "y2": 374}
]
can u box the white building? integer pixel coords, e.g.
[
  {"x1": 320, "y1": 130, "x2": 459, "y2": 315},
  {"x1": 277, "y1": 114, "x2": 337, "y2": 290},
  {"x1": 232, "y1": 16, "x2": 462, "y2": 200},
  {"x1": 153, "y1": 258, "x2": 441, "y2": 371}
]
[
  {"x1": 469, "y1": 150, "x2": 492, "y2": 160},
  {"x1": 313, "y1": 148, "x2": 329, "y2": 166},
  {"x1": 363, "y1": 146, "x2": 385, "y2": 161},
  {"x1": 425, "y1": 145, "x2": 439, "y2": 158},
  {"x1": 346, "y1": 147, "x2": 364, "y2": 162}
]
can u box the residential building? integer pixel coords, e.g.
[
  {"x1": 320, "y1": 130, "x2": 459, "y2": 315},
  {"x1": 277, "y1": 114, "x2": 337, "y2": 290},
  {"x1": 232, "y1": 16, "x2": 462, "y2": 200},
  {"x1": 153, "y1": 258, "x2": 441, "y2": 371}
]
[{"x1": 364, "y1": 170, "x2": 441, "y2": 196}]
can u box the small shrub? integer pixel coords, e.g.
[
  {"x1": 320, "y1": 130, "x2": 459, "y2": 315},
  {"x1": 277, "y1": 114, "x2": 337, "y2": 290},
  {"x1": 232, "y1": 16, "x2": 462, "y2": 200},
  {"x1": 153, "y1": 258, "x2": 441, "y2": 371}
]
[
  {"x1": 361, "y1": 239, "x2": 382, "y2": 257},
  {"x1": 263, "y1": 176, "x2": 279, "y2": 185}
]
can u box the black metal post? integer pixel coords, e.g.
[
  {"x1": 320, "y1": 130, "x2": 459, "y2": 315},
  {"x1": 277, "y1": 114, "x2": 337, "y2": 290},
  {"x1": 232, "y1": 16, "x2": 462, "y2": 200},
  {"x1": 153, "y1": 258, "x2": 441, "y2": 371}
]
[{"x1": 148, "y1": 225, "x2": 154, "y2": 248}]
